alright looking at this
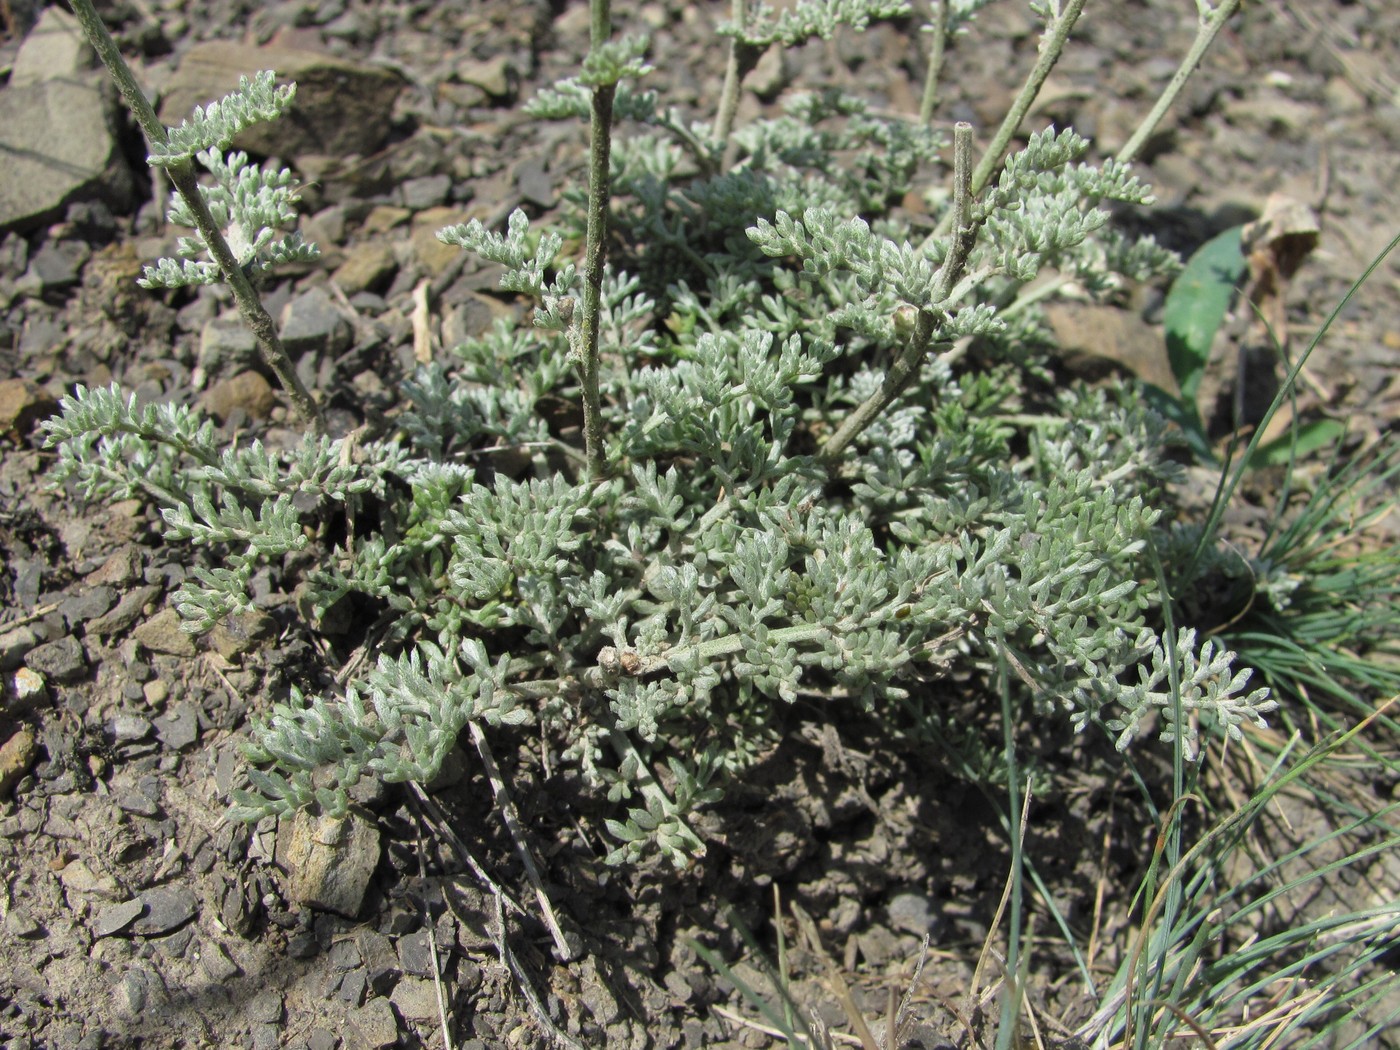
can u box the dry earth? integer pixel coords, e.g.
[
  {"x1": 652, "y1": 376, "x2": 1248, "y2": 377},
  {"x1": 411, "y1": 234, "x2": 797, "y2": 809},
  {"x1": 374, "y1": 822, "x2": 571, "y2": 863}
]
[{"x1": 0, "y1": 1, "x2": 1397, "y2": 1048}]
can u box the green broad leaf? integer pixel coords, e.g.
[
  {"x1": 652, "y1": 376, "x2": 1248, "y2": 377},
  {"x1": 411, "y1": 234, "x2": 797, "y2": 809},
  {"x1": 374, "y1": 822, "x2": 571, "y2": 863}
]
[
  {"x1": 1163, "y1": 225, "x2": 1247, "y2": 403},
  {"x1": 1247, "y1": 418, "x2": 1348, "y2": 469}
]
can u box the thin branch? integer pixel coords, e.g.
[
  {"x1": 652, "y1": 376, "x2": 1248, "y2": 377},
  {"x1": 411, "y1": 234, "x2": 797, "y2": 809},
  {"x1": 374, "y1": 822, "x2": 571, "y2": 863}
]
[
  {"x1": 467, "y1": 722, "x2": 576, "y2": 961},
  {"x1": 1115, "y1": 0, "x2": 1243, "y2": 164},
  {"x1": 820, "y1": 122, "x2": 975, "y2": 462},
  {"x1": 68, "y1": 0, "x2": 326, "y2": 434},
  {"x1": 919, "y1": 0, "x2": 950, "y2": 125}
]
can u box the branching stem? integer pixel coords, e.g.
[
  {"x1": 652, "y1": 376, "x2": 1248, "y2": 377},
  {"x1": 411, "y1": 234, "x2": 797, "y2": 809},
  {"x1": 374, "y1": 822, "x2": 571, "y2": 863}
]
[
  {"x1": 68, "y1": 0, "x2": 325, "y2": 434},
  {"x1": 821, "y1": 123, "x2": 976, "y2": 463}
]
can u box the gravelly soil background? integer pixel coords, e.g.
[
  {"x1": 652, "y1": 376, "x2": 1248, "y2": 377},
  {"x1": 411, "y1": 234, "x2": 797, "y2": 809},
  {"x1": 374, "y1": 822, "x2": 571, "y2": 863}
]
[{"x1": 0, "y1": 0, "x2": 1397, "y2": 1047}]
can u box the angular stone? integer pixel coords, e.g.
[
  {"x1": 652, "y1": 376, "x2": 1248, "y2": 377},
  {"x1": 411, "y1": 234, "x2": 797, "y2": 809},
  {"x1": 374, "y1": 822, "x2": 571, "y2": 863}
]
[
  {"x1": 0, "y1": 378, "x2": 59, "y2": 442},
  {"x1": 345, "y1": 998, "x2": 398, "y2": 1050},
  {"x1": 11, "y1": 7, "x2": 93, "y2": 87},
  {"x1": 130, "y1": 885, "x2": 198, "y2": 936},
  {"x1": 276, "y1": 810, "x2": 380, "y2": 918},
  {"x1": 390, "y1": 976, "x2": 440, "y2": 1021},
  {"x1": 201, "y1": 370, "x2": 278, "y2": 423},
  {"x1": 0, "y1": 725, "x2": 37, "y2": 798},
  {"x1": 153, "y1": 704, "x2": 201, "y2": 751},
  {"x1": 333, "y1": 242, "x2": 398, "y2": 295},
  {"x1": 158, "y1": 42, "x2": 404, "y2": 160},
  {"x1": 24, "y1": 636, "x2": 87, "y2": 683},
  {"x1": 92, "y1": 898, "x2": 146, "y2": 938},
  {"x1": 132, "y1": 608, "x2": 198, "y2": 657},
  {"x1": 0, "y1": 80, "x2": 131, "y2": 233},
  {"x1": 279, "y1": 287, "x2": 353, "y2": 356},
  {"x1": 87, "y1": 584, "x2": 164, "y2": 636}
]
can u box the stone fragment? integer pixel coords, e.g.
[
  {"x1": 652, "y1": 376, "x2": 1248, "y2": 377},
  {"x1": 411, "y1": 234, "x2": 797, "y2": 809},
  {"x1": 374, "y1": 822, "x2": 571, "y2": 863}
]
[
  {"x1": 199, "y1": 938, "x2": 241, "y2": 982},
  {"x1": 198, "y1": 316, "x2": 262, "y2": 380},
  {"x1": 0, "y1": 725, "x2": 37, "y2": 797},
  {"x1": 207, "y1": 610, "x2": 276, "y2": 659},
  {"x1": 158, "y1": 42, "x2": 404, "y2": 159},
  {"x1": 0, "y1": 9, "x2": 132, "y2": 230},
  {"x1": 454, "y1": 54, "x2": 514, "y2": 100},
  {"x1": 390, "y1": 976, "x2": 439, "y2": 1021},
  {"x1": 153, "y1": 704, "x2": 201, "y2": 751},
  {"x1": 0, "y1": 378, "x2": 59, "y2": 442},
  {"x1": 400, "y1": 174, "x2": 452, "y2": 211},
  {"x1": 345, "y1": 998, "x2": 398, "y2": 1050},
  {"x1": 201, "y1": 370, "x2": 278, "y2": 422},
  {"x1": 60, "y1": 585, "x2": 116, "y2": 631},
  {"x1": 86, "y1": 546, "x2": 142, "y2": 587},
  {"x1": 24, "y1": 636, "x2": 87, "y2": 683},
  {"x1": 130, "y1": 885, "x2": 198, "y2": 936},
  {"x1": 280, "y1": 286, "x2": 354, "y2": 356},
  {"x1": 11, "y1": 667, "x2": 47, "y2": 709},
  {"x1": 109, "y1": 713, "x2": 153, "y2": 743},
  {"x1": 333, "y1": 242, "x2": 398, "y2": 295},
  {"x1": 92, "y1": 898, "x2": 146, "y2": 938},
  {"x1": 277, "y1": 810, "x2": 380, "y2": 917},
  {"x1": 0, "y1": 624, "x2": 38, "y2": 670},
  {"x1": 58, "y1": 858, "x2": 123, "y2": 899},
  {"x1": 12, "y1": 8, "x2": 92, "y2": 85},
  {"x1": 887, "y1": 891, "x2": 939, "y2": 935},
  {"x1": 87, "y1": 584, "x2": 163, "y2": 636},
  {"x1": 0, "y1": 79, "x2": 130, "y2": 232},
  {"x1": 132, "y1": 608, "x2": 198, "y2": 657},
  {"x1": 19, "y1": 239, "x2": 90, "y2": 295}
]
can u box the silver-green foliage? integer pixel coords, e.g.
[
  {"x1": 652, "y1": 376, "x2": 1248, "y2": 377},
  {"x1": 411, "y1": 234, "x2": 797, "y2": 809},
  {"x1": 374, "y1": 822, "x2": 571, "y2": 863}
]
[{"x1": 44, "y1": 8, "x2": 1277, "y2": 870}]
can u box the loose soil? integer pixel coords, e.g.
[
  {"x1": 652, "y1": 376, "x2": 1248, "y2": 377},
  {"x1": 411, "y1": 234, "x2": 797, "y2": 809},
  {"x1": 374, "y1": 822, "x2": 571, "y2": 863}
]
[{"x1": 1, "y1": 1, "x2": 1397, "y2": 1048}]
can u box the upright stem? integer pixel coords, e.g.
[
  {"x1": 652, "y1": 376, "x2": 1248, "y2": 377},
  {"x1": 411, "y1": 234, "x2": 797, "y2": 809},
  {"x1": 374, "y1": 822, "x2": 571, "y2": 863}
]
[
  {"x1": 969, "y1": 0, "x2": 1087, "y2": 198},
  {"x1": 68, "y1": 0, "x2": 325, "y2": 434},
  {"x1": 714, "y1": 0, "x2": 764, "y2": 168},
  {"x1": 918, "y1": 0, "x2": 950, "y2": 125},
  {"x1": 1115, "y1": 0, "x2": 1241, "y2": 164},
  {"x1": 577, "y1": 0, "x2": 616, "y2": 481},
  {"x1": 820, "y1": 123, "x2": 976, "y2": 464}
]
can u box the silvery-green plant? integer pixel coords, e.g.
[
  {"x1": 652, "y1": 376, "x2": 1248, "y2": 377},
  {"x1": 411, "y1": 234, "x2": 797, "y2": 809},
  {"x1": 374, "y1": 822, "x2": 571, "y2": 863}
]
[{"x1": 46, "y1": 0, "x2": 1274, "y2": 868}]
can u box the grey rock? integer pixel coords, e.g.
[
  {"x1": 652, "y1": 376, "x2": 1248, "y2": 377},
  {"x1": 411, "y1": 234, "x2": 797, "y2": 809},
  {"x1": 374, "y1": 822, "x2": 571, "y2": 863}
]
[
  {"x1": 60, "y1": 586, "x2": 116, "y2": 631},
  {"x1": 887, "y1": 891, "x2": 939, "y2": 935},
  {"x1": 130, "y1": 885, "x2": 197, "y2": 936},
  {"x1": 0, "y1": 79, "x2": 131, "y2": 233},
  {"x1": 280, "y1": 286, "x2": 354, "y2": 356},
  {"x1": 201, "y1": 370, "x2": 278, "y2": 423},
  {"x1": 276, "y1": 810, "x2": 380, "y2": 918},
  {"x1": 18, "y1": 239, "x2": 90, "y2": 296},
  {"x1": 308, "y1": 1029, "x2": 340, "y2": 1050},
  {"x1": 198, "y1": 315, "x2": 262, "y2": 380},
  {"x1": 400, "y1": 174, "x2": 452, "y2": 211},
  {"x1": 396, "y1": 928, "x2": 436, "y2": 977},
  {"x1": 115, "y1": 790, "x2": 160, "y2": 818},
  {"x1": 24, "y1": 636, "x2": 86, "y2": 683},
  {"x1": 131, "y1": 608, "x2": 198, "y2": 657},
  {"x1": 344, "y1": 998, "x2": 398, "y2": 1050},
  {"x1": 199, "y1": 939, "x2": 241, "y2": 982},
  {"x1": 92, "y1": 898, "x2": 146, "y2": 938},
  {"x1": 390, "y1": 976, "x2": 439, "y2": 1021},
  {"x1": 332, "y1": 242, "x2": 397, "y2": 295},
  {"x1": 109, "y1": 714, "x2": 153, "y2": 743},
  {"x1": 249, "y1": 989, "x2": 284, "y2": 1024},
  {"x1": 0, "y1": 625, "x2": 38, "y2": 670},
  {"x1": 158, "y1": 42, "x2": 404, "y2": 160},
  {"x1": 87, "y1": 584, "x2": 163, "y2": 636},
  {"x1": 153, "y1": 704, "x2": 200, "y2": 751},
  {"x1": 11, "y1": 7, "x2": 93, "y2": 87}
]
